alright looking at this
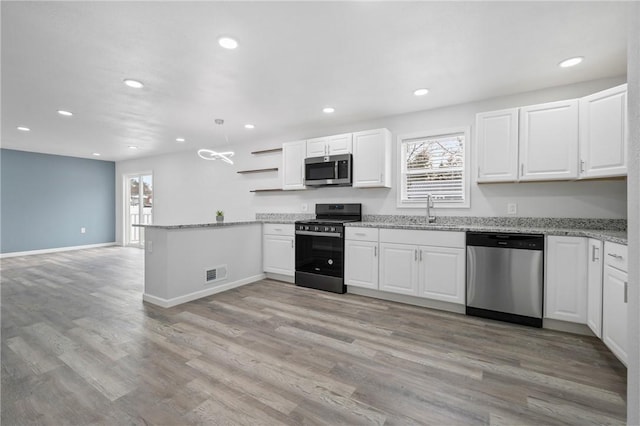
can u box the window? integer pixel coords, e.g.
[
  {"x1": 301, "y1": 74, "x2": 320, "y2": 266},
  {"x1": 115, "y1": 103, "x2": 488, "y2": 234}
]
[{"x1": 397, "y1": 127, "x2": 470, "y2": 208}]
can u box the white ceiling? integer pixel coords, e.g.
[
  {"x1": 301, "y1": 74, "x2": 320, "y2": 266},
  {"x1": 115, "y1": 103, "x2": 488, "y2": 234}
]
[{"x1": 1, "y1": 1, "x2": 629, "y2": 162}]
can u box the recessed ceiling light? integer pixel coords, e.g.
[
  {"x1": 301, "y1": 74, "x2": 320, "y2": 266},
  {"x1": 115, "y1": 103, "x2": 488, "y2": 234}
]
[
  {"x1": 17, "y1": 126, "x2": 30, "y2": 132},
  {"x1": 244, "y1": 124, "x2": 255, "y2": 129},
  {"x1": 413, "y1": 88, "x2": 429, "y2": 96},
  {"x1": 559, "y1": 57, "x2": 584, "y2": 68},
  {"x1": 128, "y1": 145, "x2": 138, "y2": 150},
  {"x1": 92, "y1": 152, "x2": 101, "y2": 156},
  {"x1": 123, "y1": 79, "x2": 144, "y2": 89},
  {"x1": 323, "y1": 107, "x2": 335, "y2": 114},
  {"x1": 176, "y1": 137, "x2": 186, "y2": 143},
  {"x1": 57, "y1": 110, "x2": 73, "y2": 116},
  {"x1": 218, "y1": 37, "x2": 238, "y2": 49}
]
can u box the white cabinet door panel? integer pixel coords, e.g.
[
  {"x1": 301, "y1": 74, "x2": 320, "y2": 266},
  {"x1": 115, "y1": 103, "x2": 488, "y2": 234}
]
[
  {"x1": 282, "y1": 141, "x2": 307, "y2": 190},
  {"x1": 263, "y1": 235, "x2": 294, "y2": 276},
  {"x1": 306, "y1": 137, "x2": 329, "y2": 157},
  {"x1": 345, "y1": 240, "x2": 378, "y2": 290},
  {"x1": 327, "y1": 133, "x2": 352, "y2": 155},
  {"x1": 602, "y1": 265, "x2": 628, "y2": 366},
  {"x1": 586, "y1": 239, "x2": 603, "y2": 338},
  {"x1": 520, "y1": 99, "x2": 579, "y2": 181},
  {"x1": 379, "y1": 243, "x2": 418, "y2": 295},
  {"x1": 476, "y1": 108, "x2": 519, "y2": 182},
  {"x1": 545, "y1": 236, "x2": 587, "y2": 323},
  {"x1": 418, "y1": 246, "x2": 465, "y2": 304},
  {"x1": 352, "y1": 129, "x2": 391, "y2": 188},
  {"x1": 579, "y1": 84, "x2": 627, "y2": 178}
]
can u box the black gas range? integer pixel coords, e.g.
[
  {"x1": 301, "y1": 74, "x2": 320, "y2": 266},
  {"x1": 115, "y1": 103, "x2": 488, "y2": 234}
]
[{"x1": 294, "y1": 204, "x2": 362, "y2": 293}]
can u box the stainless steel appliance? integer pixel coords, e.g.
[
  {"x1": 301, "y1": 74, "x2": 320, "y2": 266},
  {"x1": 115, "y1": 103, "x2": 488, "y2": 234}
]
[
  {"x1": 466, "y1": 232, "x2": 544, "y2": 327},
  {"x1": 295, "y1": 203, "x2": 362, "y2": 293},
  {"x1": 304, "y1": 154, "x2": 352, "y2": 186}
]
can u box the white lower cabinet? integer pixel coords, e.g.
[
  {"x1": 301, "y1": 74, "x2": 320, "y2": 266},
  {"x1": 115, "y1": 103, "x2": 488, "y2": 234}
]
[
  {"x1": 378, "y1": 229, "x2": 465, "y2": 304},
  {"x1": 586, "y1": 238, "x2": 604, "y2": 338},
  {"x1": 602, "y1": 242, "x2": 628, "y2": 366},
  {"x1": 345, "y1": 227, "x2": 379, "y2": 290},
  {"x1": 418, "y1": 246, "x2": 465, "y2": 304},
  {"x1": 262, "y1": 224, "x2": 295, "y2": 276},
  {"x1": 544, "y1": 236, "x2": 588, "y2": 323},
  {"x1": 379, "y1": 243, "x2": 419, "y2": 295}
]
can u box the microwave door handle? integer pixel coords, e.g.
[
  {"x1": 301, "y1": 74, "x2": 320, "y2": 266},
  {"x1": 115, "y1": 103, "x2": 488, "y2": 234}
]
[{"x1": 335, "y1": 161, "x2": 339, "y2": 179}]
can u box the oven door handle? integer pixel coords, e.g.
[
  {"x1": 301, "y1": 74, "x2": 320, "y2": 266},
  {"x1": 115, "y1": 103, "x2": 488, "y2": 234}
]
[{"x1": 295, "y1": 230, "x2": 342, "y2": 238}]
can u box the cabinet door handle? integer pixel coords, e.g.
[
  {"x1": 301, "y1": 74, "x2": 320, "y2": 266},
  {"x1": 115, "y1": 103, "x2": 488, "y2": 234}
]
[
  {"x1": 380, "y1": 173, "x2": 383, "y2": 182},
  {"x1": 520, "y1": 164, "x2": 524, "y2": 176},
  {"x1": 624, "y1": 282, "x2": 628, "y2": 303},
  {"x1": 355, "y1": 232, "x2": 366, "y2": 236},
  {"x1": 419, "y1": 250, "x2": 423, "y2": 261},
  {"x1": 607, "y1": 253, "x2": 623, "y2": 260},
  {"x1": 274, "y1": 228, "x2": 282, "y2": 231},
  {"x1": 374, "y1": 246, "x2": 377, "y2": 257},
  {"x1": 592, "y1": 245, "x2": 599, "y2": 261},
  {"x1": 291, "y1": 240, "x2": 294, "y2": 248},
  {"x1": 414, "y1": 249, "x2": 417, "y2": 261},
  {"x1": 580, "y1": 160, "x2": 585, "y2": 173}
]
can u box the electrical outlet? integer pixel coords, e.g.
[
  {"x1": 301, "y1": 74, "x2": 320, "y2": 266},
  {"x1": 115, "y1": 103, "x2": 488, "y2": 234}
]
[
  {"x1": 301, "y1": 203, "x2": 308, "y2": 212},
  {"x1": 80, "y1": 227, "x2": 86, "y2": 234},
  {"x1": 507, "y1": 203, "x2": 517, "y2": 215}
]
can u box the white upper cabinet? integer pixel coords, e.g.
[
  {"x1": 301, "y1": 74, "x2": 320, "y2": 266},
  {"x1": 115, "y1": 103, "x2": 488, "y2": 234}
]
[
  {"x1": 579, "y1": 84, "x2": 627, "y2": 179},
  {"x1": 519, "y1": 99, "x2": 579, "y2": 181},
  {"x1": 352, "y1": 128, "x2": 392, "y2": 188},
  {"x1": 306, "y1": 133, "x2": 352, "y2": 157},
  {"x1": 476, "y1": 108, "x2": 519, "y2": 182},
  {"x1": 545, "y1": 236, "x2": 588, "y2": 324},
  {"x1": 282, "y1": 140, "x2": 307, "y2": 190}
]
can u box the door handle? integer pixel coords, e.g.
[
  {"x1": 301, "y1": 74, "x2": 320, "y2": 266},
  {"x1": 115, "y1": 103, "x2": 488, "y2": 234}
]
[
  {"x1": 592, "y1": 245, "x2": 599, "y2": 261},
  {"x1": 374, "y1": 246, "x2": 377, "y2": 257},
  {"x1": 414, "y1": 249, "x2": 417, "y2": 261},
  {"x1": 580, "y1": 160, "x2": 585, "y2": 173},
  {"x1": 624, "y1": 282, "x2": 628, "y2": 303},
  {"x1": 291, "y1": 240, "x2": 294, "y2": 248},
  {"x1": 607, "y1": 253, "x2": 623, "y2": 260},
  {"x1": 419, "y1": 250, "x2": 423, "y2": 261},
  {"x1": 520, "y1": 163, "x2": 524, "y2": 176}
]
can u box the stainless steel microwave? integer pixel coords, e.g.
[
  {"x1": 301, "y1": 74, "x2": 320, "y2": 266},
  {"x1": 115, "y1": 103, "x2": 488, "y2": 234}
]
[{"x1": 304, "y1": 154, "x2": 352, "y2": 186}]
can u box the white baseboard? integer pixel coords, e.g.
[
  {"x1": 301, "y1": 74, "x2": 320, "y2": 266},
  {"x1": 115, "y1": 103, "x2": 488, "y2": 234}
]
[
  {"x1": 0, "y1": 242, "x2": 117, "y2": 258},
  {"x1": 143, "y1": 273, "x2": 266, "y2": 308}
]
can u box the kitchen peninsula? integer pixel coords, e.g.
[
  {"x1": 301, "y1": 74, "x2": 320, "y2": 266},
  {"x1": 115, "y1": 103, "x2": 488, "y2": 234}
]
[{"x1": 138, "y1": 221, "x2": 263, "y2": 307}]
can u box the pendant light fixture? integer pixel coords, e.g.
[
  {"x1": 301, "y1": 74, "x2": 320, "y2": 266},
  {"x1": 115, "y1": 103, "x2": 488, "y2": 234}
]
[{"x1": 197, "y1": 118, "x2": 235, "y2": 164}]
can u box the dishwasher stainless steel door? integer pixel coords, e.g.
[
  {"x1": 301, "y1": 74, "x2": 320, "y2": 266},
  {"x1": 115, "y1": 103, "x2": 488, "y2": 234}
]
[{"x1": 466, "y1": 232, "x2": 544, "y2": 327}]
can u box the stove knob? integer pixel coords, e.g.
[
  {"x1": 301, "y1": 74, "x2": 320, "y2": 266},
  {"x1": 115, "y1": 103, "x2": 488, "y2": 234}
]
[
  {"x1": 314, "y1": 226, "x2": 319, "y2": 231},
  {"x1": 331, "y1": 227, "x2": 336, "y2": 232}
]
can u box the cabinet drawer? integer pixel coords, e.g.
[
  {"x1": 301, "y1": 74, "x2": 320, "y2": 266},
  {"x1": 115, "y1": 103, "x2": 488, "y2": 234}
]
[
  {"x1": 263, "y1": 223, "x2": 295, "y2": 236},
  {"x1": 604, "y1": 241, "x2": 628, "y2": 272},
  {"x1": 379, "y1": 228, "x2": 465, "y2": 248},
  {"x1": 345, "y1": 227, "x2": 379, "y2": 242}
]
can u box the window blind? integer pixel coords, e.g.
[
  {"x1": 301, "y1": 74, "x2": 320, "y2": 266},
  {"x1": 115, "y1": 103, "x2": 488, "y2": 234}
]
[{"x1": 401, "y1": 132, "x2": 465, "y2": 203}]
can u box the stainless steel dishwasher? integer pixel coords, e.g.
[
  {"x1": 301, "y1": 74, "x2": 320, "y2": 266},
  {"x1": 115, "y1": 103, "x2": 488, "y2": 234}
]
[{"x1": 466, "y1": 232, "x2": 544, "y2": 328}]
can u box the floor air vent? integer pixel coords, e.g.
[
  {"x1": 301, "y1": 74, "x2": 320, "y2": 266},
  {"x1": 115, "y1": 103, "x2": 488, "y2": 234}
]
[{"x1": 205, "y1": 265, "x2": 228, "y2": 284}]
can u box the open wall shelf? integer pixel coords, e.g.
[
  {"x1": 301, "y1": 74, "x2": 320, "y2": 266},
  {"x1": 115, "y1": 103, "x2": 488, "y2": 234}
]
[
  {"x1": 237, "y1": 167, "x2": 278, "y2": 174},
  {"x1": 251, "y1": 147, "x2": 282, "y2": 155}
]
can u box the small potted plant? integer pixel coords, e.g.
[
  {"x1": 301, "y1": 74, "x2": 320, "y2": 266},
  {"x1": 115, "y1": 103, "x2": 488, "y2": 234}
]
[{"x1": 216, "y1": 210, "x2": 224, "y2": 223}]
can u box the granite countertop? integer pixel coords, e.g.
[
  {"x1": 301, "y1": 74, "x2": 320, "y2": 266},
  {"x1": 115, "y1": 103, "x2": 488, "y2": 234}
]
[
  {"x1": 135, "y1": 220, "x2": 261, "y2": 230},
  {"x1": 346, "y1": 222, "x2": 628, "y2": 245}
]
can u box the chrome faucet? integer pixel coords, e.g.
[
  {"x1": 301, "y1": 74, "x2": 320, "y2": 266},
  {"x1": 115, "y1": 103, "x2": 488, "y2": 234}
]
[{"x1": 425, "y1": 194, "x2": 436, "y2": 223}]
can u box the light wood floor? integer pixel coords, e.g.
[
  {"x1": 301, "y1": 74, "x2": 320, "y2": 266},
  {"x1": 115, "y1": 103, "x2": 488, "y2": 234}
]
[{"x1": 1, "y1": 247, "x2": 627, "y2": 425}]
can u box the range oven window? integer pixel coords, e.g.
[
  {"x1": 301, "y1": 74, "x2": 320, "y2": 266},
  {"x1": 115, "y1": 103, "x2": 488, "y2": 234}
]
[{"x1": 295, "y1": 233, "x2": 344, "y2": 278}]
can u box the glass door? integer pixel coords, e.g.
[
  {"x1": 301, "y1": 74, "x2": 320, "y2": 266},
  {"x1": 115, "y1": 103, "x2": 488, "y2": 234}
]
[{"x1": 125, "y1": 173, "x2": 153, "y2": 247}]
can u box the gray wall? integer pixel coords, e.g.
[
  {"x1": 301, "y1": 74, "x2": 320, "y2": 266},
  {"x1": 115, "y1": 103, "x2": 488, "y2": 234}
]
[{"x1": 0, "y1": 149, "x2": 116, "y2": 253}]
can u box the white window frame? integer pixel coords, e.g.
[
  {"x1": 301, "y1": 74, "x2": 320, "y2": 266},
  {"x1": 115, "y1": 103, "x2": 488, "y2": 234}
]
[{"x1": 396, "y1": 127, "x2": 470, "y2": 209}]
